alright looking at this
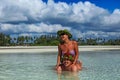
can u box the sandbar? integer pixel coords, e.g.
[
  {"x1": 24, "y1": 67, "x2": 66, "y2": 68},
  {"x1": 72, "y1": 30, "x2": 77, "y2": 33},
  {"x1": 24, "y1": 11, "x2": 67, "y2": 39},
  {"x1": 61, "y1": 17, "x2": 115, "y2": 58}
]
[{"x1": 0, "y1": 46, "x2": 120, "y2": 53}]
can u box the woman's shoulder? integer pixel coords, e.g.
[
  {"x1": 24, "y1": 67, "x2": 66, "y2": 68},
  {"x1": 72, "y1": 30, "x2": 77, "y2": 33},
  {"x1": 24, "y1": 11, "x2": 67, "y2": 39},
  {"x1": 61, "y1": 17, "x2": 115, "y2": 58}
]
[{"x1": 71, "y1": 40, "x2": 77, "y2": 45}]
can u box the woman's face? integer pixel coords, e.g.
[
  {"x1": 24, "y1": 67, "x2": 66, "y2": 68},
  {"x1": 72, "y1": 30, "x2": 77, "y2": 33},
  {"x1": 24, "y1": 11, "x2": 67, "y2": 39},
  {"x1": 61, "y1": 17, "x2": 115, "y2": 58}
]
[
  {"x1": 63, "y1": 59, "x2": 72, "y2": 67},
  {"x1": 60, "y1": 34, "x2": 69, "y2": 41}
]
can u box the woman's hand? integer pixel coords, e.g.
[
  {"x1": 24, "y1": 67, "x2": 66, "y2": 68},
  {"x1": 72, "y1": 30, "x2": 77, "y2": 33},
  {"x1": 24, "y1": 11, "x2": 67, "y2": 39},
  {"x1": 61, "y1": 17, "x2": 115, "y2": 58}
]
[
  {"x1": 70, "y1": 61, "x2": 75, "y2": 67},
  {"x1": 55, "y1": 64, "x2": 62, "y2": 72},
  {"x1": 55, "y1": 64, "x2": 59, "y2": 70},
  {"x1": 72, "y1": 61, "x2": 76, "y2": 65}
]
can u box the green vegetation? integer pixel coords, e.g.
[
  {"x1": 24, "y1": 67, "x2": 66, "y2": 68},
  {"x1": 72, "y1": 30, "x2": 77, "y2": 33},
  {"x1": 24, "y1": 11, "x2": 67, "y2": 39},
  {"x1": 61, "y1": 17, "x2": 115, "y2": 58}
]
[
  {"x1": 0, "y1": 33, "x2": 11, "y2": 46},
  {"x1": 0, "y1": 32, "x2": 120, "y2": 46},
  {"x1": 34, "y1": 35, "x2": 59, "y2": 46},
  {"x1": 77, "y1": 38, "x2": 120, "y2": 45}
]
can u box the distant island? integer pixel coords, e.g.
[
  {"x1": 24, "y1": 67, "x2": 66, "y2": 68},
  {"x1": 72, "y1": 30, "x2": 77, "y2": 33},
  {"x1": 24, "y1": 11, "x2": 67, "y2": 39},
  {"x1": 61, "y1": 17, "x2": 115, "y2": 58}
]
[{"x1": 0, "y1": 32, "x2": 120, "y2": 46}]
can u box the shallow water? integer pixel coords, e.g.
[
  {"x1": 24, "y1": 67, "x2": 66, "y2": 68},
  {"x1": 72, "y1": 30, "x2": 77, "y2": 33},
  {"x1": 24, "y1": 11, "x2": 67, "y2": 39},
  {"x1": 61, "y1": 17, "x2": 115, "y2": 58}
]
[{"x1": 0, "y1": 50, "x2": 120, "y2": 80}]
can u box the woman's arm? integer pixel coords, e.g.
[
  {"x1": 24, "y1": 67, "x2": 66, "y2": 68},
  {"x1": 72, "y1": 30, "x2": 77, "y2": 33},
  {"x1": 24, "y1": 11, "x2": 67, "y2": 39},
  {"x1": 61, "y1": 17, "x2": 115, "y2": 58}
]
[
  {"x1": 56, "y1": 44, "x2": 61, "y2": 66},
  {"x1": 73, "y1": 41, "x2": 79, "y2": 64}
]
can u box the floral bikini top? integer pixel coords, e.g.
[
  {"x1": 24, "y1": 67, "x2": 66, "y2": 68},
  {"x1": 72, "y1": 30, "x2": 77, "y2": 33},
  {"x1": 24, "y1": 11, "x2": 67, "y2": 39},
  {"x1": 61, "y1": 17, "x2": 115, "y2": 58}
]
[
  {"x1": 61, "y1": 50, "x2": 75, "y2": 62},
  {"x1": 62, "y1": 50, "x2": 75, "y2": 56}
]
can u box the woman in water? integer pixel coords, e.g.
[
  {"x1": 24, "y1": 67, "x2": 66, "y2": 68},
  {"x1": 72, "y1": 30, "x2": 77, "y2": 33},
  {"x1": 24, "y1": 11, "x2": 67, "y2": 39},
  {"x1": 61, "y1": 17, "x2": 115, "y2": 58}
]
[{"x1": 55, "y1": 29, "x2": 82, "y2": 72}]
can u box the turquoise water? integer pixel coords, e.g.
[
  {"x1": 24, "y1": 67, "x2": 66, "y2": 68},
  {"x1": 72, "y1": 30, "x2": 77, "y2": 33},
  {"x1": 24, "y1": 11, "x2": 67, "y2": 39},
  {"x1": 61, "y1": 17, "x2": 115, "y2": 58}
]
[{"x1": 0, "y1": 50, "x2": 120, "y2": 80}]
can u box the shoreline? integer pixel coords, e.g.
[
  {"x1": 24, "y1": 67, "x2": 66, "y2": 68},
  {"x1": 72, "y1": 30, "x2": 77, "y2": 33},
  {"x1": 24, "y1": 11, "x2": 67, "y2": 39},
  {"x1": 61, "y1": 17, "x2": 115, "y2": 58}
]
[{"x1": 0, "y1": 46, "x2": 120, "y2": 53}]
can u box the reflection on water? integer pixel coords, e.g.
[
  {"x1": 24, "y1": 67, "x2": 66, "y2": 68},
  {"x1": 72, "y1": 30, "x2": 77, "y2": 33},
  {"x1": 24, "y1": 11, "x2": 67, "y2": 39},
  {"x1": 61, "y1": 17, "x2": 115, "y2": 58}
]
[
  {"x1": 57, "y1": 71, "x2": 80, "y2": 80},
  {"x1": 0, "y1": 50, "x2": 120, "y2": 80}
]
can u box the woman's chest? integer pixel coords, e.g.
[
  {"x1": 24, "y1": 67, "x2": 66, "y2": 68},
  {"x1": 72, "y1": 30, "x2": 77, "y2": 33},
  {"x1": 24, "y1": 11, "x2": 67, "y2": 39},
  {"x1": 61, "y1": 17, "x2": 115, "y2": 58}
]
[{"x1": 60, "y1": 43, "x2": 74, "y2": 52}]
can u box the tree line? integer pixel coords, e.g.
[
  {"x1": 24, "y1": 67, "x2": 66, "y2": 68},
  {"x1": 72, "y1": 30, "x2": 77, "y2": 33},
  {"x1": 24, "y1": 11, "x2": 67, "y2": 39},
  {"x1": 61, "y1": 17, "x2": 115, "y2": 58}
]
[{"x1": 0, "y1": 32, "x2": 120, "y2": 46}]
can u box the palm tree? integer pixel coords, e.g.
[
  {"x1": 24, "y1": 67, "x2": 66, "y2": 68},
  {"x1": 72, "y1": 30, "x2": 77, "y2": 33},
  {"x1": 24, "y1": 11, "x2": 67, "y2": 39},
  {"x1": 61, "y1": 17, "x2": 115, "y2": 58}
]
[
  {"x1": 0, "y1": 33, "x2": 5, "y2": 46},
  {"x1": 0, "y1": 33, "x2": 11, "y2": 46},
  {"x1": 17, "y1": 36, "x2": 25, "y2": 45}
]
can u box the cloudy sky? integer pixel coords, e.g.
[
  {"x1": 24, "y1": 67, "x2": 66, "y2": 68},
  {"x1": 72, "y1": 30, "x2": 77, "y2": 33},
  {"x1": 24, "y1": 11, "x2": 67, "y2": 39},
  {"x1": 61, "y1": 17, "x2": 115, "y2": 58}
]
[{"x1": 0, "y1": 0, "x2": 120, "y2": 39}]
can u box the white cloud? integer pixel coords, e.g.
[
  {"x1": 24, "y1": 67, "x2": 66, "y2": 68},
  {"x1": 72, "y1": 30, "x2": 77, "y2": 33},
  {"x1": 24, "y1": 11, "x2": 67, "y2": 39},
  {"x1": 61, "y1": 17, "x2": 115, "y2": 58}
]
[
  {"x1": 69, "y1": 1, "x2": 108, "y2": 23},
  {"x1": 0, "y1": 22, "x2": 71, "y2": 33},
  {"x1": 0, "y1": 0, "x2": 120, "y2": 38},
  {"x1": 102, "y1": 9, "x2": 120, "y2": 26}
]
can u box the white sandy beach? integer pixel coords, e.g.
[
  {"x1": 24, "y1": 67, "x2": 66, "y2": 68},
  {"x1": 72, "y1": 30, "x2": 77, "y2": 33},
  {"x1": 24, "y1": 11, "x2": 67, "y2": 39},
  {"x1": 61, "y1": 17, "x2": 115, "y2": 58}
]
[{"x1": 0, "y1": 46, "x2": 120, "y2": 53}]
